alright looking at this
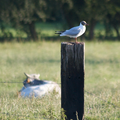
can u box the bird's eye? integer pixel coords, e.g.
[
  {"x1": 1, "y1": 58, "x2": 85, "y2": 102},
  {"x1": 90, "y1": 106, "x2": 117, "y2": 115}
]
[{"x1": 82, "y1": 22, "x2": 84, "y2": 25}]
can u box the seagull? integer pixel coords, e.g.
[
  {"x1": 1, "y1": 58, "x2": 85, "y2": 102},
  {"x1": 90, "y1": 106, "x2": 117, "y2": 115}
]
[{"x1": 55, "y1": 21, "x2": 88, "y2": 43}]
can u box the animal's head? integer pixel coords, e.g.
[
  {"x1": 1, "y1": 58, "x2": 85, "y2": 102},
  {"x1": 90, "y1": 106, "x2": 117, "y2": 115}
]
[
  {"x1": 23, "y1": 73, "x2": 45, "y2": 87},
  {"x1": 80, "y1": 21, "x2": 88, "y2": 26},
  {"x1": 24, "y1": 73, "x2": 40, "y2": 79},
  {"x1": 23, "y1": 73, "x2": 40, "y2": 87}
]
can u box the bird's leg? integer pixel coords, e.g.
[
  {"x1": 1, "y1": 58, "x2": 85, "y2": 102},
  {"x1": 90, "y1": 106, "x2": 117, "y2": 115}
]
[
  {"x1": 75, "y1": 38, "x2": 77, "y2": 43},
  {"x1": 75, "y1": 38, "x2": 79, "y2": 43}
]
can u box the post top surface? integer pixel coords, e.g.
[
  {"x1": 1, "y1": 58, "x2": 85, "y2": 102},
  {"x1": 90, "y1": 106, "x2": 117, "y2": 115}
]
[{"x1": 61, "y1": 42, "x2": 84, "y2": 45}]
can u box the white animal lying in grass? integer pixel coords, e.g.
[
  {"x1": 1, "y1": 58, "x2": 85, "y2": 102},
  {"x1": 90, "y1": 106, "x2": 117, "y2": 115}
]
[{"x1": 19, "y1": 73, "x2": 61, "y2": 98}]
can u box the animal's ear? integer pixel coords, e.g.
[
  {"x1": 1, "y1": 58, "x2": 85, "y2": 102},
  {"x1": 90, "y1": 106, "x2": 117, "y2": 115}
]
[
  {"x1": 35, "y1": 74, "x2": 40, "y2": 79},
  {"x1": 27, "y1": 78, "x2": 30, "y2": 83}
]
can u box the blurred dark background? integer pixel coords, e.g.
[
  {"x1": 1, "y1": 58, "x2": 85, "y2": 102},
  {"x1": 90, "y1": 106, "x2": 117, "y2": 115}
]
[{"x1": 0, "y1": 0, "x2": 120, "y2": 41}]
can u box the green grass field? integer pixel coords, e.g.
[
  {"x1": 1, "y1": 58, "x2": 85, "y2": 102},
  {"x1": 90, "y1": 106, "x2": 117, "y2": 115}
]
[{"x1": 0, "y1": 41, "x2": 120, "y2": 119}]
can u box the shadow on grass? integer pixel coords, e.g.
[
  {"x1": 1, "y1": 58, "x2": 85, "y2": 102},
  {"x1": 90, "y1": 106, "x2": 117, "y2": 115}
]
[{"x1": 0, "y1": 35, "x2": 120, "y2": 43}]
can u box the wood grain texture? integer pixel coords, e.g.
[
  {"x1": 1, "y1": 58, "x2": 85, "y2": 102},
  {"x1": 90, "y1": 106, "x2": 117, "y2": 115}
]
[{"x1": 61, "y1": 42, "x2": 85, "y2": 120}]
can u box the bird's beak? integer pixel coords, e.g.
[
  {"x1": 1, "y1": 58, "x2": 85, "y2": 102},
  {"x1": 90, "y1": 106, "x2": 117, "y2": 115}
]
[{"x1": 86, "y1": 23, "x2": 89, "y2": 26}]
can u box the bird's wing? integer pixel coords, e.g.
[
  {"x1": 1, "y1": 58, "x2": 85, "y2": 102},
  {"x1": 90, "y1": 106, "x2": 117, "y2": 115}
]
[{"x1": 63, "y1": 26, "x2": 81, "y2": 36}]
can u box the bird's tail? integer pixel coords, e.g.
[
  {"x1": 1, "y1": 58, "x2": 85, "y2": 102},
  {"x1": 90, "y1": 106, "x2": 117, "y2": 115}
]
[{"x1": 55, "y1": 31, "x2": 65, "y2": 34}]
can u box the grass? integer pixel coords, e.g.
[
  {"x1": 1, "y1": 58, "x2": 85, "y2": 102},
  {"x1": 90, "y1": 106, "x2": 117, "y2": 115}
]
[
  {"x1": 0, "y1": 41, "x2": 61, "y2": 119},
  {"x1": 85, "y1": 41, "x2": 120, "y2": 119},
  {"x1": 0, "y1": 40, "x2": 120, "y2": 119}
]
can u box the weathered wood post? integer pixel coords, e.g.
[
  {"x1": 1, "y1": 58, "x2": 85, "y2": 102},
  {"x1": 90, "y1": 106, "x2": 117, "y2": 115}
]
[{"x1": 61, "y1": 42, "x2": 85, "y2": 120}]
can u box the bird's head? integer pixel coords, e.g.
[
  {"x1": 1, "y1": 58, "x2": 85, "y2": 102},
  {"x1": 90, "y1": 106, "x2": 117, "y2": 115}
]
[{"x1": 81, "y1": 21, "x2": 89, "y2": 26}]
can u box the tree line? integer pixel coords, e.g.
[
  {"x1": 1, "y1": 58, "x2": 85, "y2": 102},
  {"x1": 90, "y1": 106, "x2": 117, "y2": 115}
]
[{"x1": 0, "y1": 0, "x2": 120, "y2": 40}]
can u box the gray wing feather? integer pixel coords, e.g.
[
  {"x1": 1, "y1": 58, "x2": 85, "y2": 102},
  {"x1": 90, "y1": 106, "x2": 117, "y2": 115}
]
[{"x1": 63, "y1": 26, "x2": 81, "y2": 36}]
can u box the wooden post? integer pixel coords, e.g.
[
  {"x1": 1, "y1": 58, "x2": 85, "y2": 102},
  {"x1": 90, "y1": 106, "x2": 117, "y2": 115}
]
[{"x1": 61, "y1": 42, "x2": 85, "y2": 120}]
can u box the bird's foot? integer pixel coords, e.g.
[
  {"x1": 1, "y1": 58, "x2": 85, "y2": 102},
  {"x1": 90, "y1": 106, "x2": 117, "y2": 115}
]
[
  {"x1": 75, "y1": 41, "x2": 80, "y2": 44},
  {"x1": 75, "y1": 40, "x2": 79, "y2": 44}
]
